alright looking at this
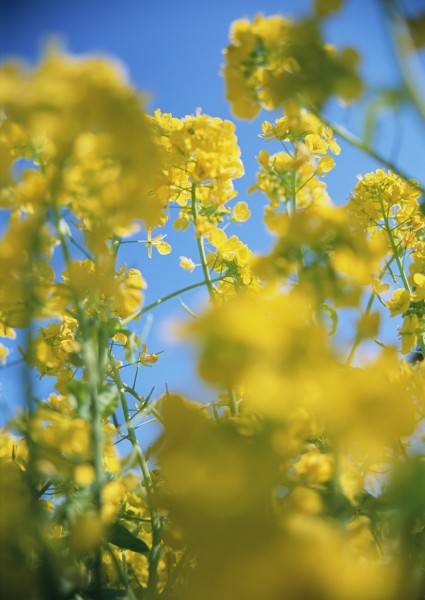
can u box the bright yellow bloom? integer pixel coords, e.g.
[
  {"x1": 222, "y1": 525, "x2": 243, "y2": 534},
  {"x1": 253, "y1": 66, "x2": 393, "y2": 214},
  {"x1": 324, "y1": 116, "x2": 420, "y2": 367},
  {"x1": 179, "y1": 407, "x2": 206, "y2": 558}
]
[
  {"x1": 53, "y1": 259, "x2": 146, "y2": 319},
  {"x1": 150, "y1": 110, "x2": 244, "y2": 227},
  {"x1": 0, "y1": 343, "x2": 9, "y2": 364},
  {"x1": 411, "y1": 272, "x2": 425, "y2": 301},
  {"x1": 138, "y1": 343, "x2": 158, "y2": 367},
  {"x1": 400, "y1": 313, "x2": 420, "y2": 354},
  {"x1": 348, "y1": 169, "x2": 420, "y2": 231},
  {"x1": 74, "y1": 464, "x2": 96, "y2": 487},
  {"x1": 232, "y1": 201, "x2": 251, "y2": 222},
  {"x1": 179, "y1": 256, "x2": 196, "y2": 272},
  {"x1": 293, "y1": 450, "x2": 334, "y2": 484},
  {"x1": 223, "y1": 14, "x2": 362, "y2": 119},
  {"x1": 0, "y1": 49, "x2": 166, "y2": 244},
  {"x1": 145, "y1": 229, "x2": 172, "y2": 258},
  {"x1": 386, "y1": 288, "x2": 410, "y2": 317}
]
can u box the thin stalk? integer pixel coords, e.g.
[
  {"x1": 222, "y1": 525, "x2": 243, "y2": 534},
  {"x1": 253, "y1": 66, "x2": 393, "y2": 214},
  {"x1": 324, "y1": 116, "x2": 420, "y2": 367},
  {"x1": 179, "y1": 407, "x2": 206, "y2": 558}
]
[
  {"x1": 122, "y1": 384, "x2": 165, "y2": 425},
  {"x1": 69, "y1": 236, "x2": 94, "y2": 261},
  {"x1": 345, "y1": 290, "x2": 376, "y2": 366},
  {"x1": 52, "y1": 207, "x2": 104, "y2": 497},
  {"x1": 310, "y1": 108, "x2": 424, "y2": 195},
  {"x1": 379, "y1": 200, "x2": 425, "y2": 356},
  {"x1": 382, "y1": 3, "x2": 425, "y2": 127},
  {"x1": 107, "y1": 547, "x2": 137, "y2": 600},
  {"x1": 190, "y1": 183, "x2": 215, "y2": 299},
  {"x1": 120, "y1": 275, "x2": 227, "y2": 326},
  {"x1": 290, "y1": 165, "x2": 297, "y2": 217},
  {"x1": 190, "y1": 183, "x2": 239, "y2": 416},
  {"x1": 290, "y1": 157, "x2": 304, "y2": 276},
  {"x1": 108, "y1": 354, "x2": 162, "y2": 598},
  {"x1": 345, "y1": 255, "x2": 396, "y2": 365},
  {"x1": 160, "y1": 546, "x2": 192, "y2": 598},
  {"x1": 227, "y1": 388, "x2": 239, "y2": 417},
  {"x1": 52, "y1": 206, "x2": 105, "y2": 587},
  {"x1": 379, "y1": 197, "x2": 410, "y2": 292}
]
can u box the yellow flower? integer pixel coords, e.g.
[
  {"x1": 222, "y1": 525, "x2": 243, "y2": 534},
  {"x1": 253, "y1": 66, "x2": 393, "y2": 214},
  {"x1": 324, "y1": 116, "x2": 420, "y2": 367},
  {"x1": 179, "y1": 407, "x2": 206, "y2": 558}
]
[
  {"x1": 317, "y1": 155, "x2": 335, "y2": 174},
  {"x1": 150, "y1": 110, "x2": 244, "y2": 221},
  {"x1": 113, "y1": 265, "x2": 147, "y2": 317},
  {"x1": 138, "y1": 343, "x2": 158, "y2": 367},
  {"x1": 145, "y1": 229, "x2": 172, "y2": 258},
  {"x1": 0, "y1": 343, "x2": 9, "y2": 364},
  {"x1": 412, "y1": 272, "x2": 425, "y2": 301},
  {"x1": 304, "y1": 133, "x2": 329, "y2": 155},
  {"x1": 348, "y1": 169, "x2": 420, "y2": 231},
  {"x1": 223, "y1": 13, "x2": 362, "y2": 118},
  {"x1": 293, "y1": 450, "x2": 334, "y2": 484},
  {"x1": 74, "y1": 464, "x2": 96, "y2": 487},
  {"x1": 0, "y1": 49, "x2": 166, "y2": 242},
  {"x1": 179, "y1": 256, "x2": 196, "y2": 272},
  {"x1": 232, "y1": 201, "x2": 251, "y2": 222},
  {"x1": 400, "y1": 314, "x2": 420, "y2": 354},
  {"x1": 386, "y1": 288, "x2": 410, "y2": 317}
]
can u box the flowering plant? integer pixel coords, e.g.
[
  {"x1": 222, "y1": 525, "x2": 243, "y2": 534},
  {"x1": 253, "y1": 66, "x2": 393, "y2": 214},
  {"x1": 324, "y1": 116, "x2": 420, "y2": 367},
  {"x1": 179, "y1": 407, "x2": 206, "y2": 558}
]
[{"x1": 2, "y1": 2, "x2": 425, "y2": 598}]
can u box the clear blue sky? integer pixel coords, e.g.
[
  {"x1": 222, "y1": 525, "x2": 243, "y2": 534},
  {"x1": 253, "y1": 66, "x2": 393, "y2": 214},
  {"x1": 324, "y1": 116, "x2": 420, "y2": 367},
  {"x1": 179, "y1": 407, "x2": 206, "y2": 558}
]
[{"x1": 1, "y1": 0, "x2": 424, "y2": 418}]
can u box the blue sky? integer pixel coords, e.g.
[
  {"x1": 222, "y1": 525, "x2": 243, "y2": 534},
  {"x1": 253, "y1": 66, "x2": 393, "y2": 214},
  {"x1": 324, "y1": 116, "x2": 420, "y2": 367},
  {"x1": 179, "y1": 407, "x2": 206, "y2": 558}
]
[{"x1": 1, "y1": 0, "x2": 424, "y2": 419}]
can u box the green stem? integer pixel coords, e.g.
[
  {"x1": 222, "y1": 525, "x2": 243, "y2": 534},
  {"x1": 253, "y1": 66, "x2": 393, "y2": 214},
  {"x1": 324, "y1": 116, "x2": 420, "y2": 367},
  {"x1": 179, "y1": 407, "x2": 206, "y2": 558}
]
[
  {"x1": 108, "y1": 354, "x2": 162, "y2": 597},
  {"x1": 309, "y1": 109, "x2": 424, "y2": 195},
  {"x1": 379, "y1": 197, "x2": 410, "y2": 292},
  {"x1": 52, "y1": 207, "x2": 104, "y2": 500},
  {"x1": 190, "y1": 183, "x2": 215, "y2": 299},
  {"x1": 290, "y1": 165, "x2": 297, "y2": 217},
  {"x1": 345, "y1": 255, "x2": 397, "y2": 365},
  {"x1": 345, "y1": 290, "x2": 376, "y2": 366},
  {"x1": 160, "y1": 546, "x2": 192, "y2": 598},
  {"x1": 227, "y1": 388, "x2": 239, "y2": 417},
  {"x1": 190, "y1": 183, "x2": 239, "y2": 416},
  {"x1": 120, "y1": 275, "x2": 227, "y2": 326},
  {"x1": 379, "y1": 201, "x2": 425, "y2": 356},
  {"x1": 122, "y1": 384, "x2": 165, "y2": 425},
  {"x1": 290, "y1": 157, "x2": 304, "y2": 276},
  {"x1": 52, "y1": 206, "x2": 105, "y2": 589},
  {"x1": 382, "y1": 3, "x2": 425, "y2": 127}
]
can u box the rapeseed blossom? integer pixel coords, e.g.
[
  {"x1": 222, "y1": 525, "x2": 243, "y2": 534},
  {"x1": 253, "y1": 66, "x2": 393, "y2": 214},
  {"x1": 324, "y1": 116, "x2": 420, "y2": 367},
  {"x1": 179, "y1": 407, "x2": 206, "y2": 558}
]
[
  {"x1": 223, "y1": 13, "x2": 362, "y2": 119},
  {"x1": 2, "y1": 4, "x2": 425, "y2": 599}
]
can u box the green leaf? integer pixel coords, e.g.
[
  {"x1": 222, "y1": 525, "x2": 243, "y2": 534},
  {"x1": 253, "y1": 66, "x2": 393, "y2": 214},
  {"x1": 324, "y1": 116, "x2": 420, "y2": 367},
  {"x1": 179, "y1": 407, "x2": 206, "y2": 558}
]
[{"x1": 107, "y1": 522, "x2": 150, "y2": 554}]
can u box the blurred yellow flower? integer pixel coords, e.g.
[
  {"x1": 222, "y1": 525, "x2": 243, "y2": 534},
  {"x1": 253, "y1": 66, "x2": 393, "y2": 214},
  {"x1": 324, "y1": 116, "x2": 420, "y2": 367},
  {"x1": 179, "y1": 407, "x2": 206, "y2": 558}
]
[{"x1": 179, "y1": 256, "x2": 196, "y2": 272}]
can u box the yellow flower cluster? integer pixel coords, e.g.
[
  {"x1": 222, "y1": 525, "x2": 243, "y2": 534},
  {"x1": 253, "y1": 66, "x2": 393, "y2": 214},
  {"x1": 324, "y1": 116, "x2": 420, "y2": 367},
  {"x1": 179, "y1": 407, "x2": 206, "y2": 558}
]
[
  {"x1": 0, "y1": 396, "x2": 158, "y2": 596},
  {"x1": 0, "y1": 212, "x2": 55, "y2": 327},
  {"x1": 0, "y1": 48, "x2": 165, "y2": 249},
  {"x1": 0, "y1": 319, "x2": 16, "y2": 364},
  {"x1": 250, "y1": 105, "x2": 340, "y2": 232},
  {"x1": 53, "y1": 259, "x2": 146, "y2": 319},
  {"x1": 154, "y1": 392, "x2": 405, "y2": 600},
  {"x1": 348, "y1": 169, "x2": 421, "y2": 233},
  {"x1": 28, "y1": 315, "x2": 79, "y2": 377},
  {"x1": 223, "y1": 13, "x2": 362, "y2": 119},
  {"x1": 256, "y1": 204, "x2": 386, "y2": 307},
  {"x1": 150, "y1": 110, "x2": 244, "y2": 235},
  {"x1": 3, "y1": 5, "x2": 425, "y2": 598},
  {"x1": 347, "y1": 169, "x2": 425, "y2": 353},
  {"x1": 207, "y1": 228, "x2": 255, "y2": 288}
]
